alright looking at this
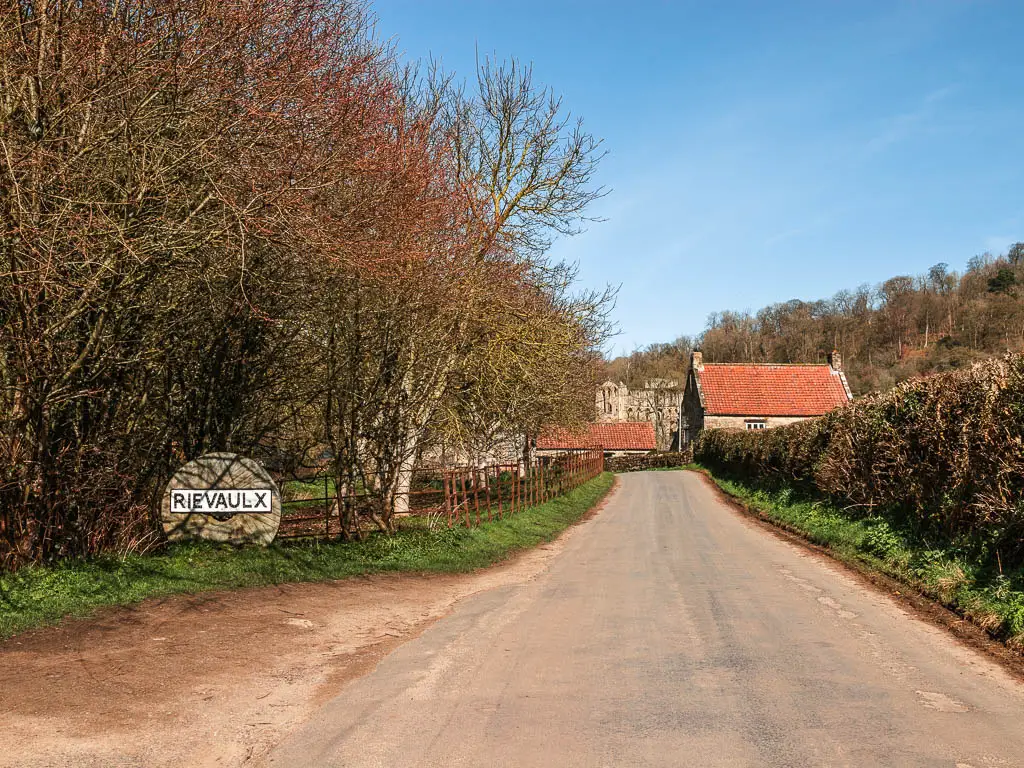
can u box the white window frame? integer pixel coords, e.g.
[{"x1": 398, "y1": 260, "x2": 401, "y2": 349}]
[{"x1": 745, "y1": 420, "x2": 767, "y2": 430}]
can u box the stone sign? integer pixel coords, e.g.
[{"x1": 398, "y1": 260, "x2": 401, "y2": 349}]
[{"x1": 161, "y1": 452, "x2": 281, "y2": 545}]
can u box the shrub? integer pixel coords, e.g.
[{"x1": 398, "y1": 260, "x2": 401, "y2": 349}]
[{"x1": 695, "y1": 354, "x2": 1024, "y2": 565}]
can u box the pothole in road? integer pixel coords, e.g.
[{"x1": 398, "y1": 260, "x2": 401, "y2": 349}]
[
  {"x1": 817, "y1": 595, "x2": 858, "y2": 619},
  {"x1": 915, "y1": 690, "x2": 970, "y2": 712}
]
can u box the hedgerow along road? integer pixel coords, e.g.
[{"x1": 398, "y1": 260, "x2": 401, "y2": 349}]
[{"x1": 260, "y1": 471, "x2": 1024, "y2": 768}]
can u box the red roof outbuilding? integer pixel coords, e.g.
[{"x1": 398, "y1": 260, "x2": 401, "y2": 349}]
[
  {"x1": 696, "y1": 364, "x2": 851, "y2": 416},
  {"x1": 536, "y1": 422, "x2": 657, "y2": 451}
]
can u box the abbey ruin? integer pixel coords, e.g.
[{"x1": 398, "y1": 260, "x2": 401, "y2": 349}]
[{"x1": 596, "y1": 380, "x2": 681, "y2": 451}]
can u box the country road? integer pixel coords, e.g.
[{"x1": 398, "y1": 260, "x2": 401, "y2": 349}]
[{"x1": 261, "y1": 471, "x2": 1024, "y2": 768}]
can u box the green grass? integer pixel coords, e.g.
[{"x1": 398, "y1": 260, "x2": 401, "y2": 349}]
[
  {"x1": 0, "y1": 472, "x2": 615, "y2": 640},
  {"x1": 281, "y1": 476, "x2": 337, "y2": 500},
  {"x1": 695, "y1": 466, "x2": 1024, "y2": 650}
]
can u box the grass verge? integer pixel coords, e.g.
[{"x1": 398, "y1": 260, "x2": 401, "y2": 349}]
[
  {"x1": 695, "y1": 466, "x2": 1024, "y2": 652},
  {"x1": 0, "y1": 472, "x2": 615, "y2": 640}
]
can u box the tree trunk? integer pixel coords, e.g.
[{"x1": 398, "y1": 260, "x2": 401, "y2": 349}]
[{"x1": 390, "y1": 451, "x2": 417, "y2": 518}]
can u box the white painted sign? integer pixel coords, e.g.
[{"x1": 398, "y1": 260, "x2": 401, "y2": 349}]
[{"x1": 169, "y1": 489, "x2": 272, "y2": 514}]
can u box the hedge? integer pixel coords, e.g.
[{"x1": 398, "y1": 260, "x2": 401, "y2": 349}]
[{"x1": 694, "y1": 354, "x2": 1024, "y2": 564}]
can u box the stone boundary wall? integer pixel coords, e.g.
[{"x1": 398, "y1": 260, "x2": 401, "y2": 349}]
[{"x1": 605, "y1": 450, "x2": 693, "y2": 473}]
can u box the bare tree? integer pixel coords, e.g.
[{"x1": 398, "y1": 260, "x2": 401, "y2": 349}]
[{"x1": 437, "y1": 54, "x2": 608, "y2": 260}]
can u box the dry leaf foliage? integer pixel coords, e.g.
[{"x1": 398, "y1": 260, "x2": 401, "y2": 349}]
[
  {"x1": 0, "y1": 0, "x2": 612, "y2": 567},
  {"x1": 695, "y1": 355, "x2": 1024, "y2": 564}
]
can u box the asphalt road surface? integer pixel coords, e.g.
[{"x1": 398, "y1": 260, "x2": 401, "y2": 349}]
[{"x1": 261, "y1": 471, "x2": 1024, "y2": 768}]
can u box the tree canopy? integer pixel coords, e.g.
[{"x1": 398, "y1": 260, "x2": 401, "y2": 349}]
[
  {"x1": 606, "y1": 243, "x2": 1024, "y2": 396},
  {"x1": 0, "y1": 0, "x2": 612, "y2": 565}
]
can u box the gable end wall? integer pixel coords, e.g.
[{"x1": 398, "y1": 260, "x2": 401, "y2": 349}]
[
  {"x1": 703, "y1": 415, "x2": 813, "y2": 431},
  {"x1": 682, "y1": 369, "x2": 705, "y2": 444}
]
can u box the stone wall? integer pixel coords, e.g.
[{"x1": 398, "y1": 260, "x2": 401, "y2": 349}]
[
  {"x1": 682, "y1": 368, "x2": 704, "y2": 445},
  {"x1": 605, "y1": 450, "x2": 693, "y2": 473},
  {"x1": 703, "y1": 415, "x2": 811, "y2": 431},
  {"x1": 596, "y1": 380, "x2": 681, "y2": 451}
]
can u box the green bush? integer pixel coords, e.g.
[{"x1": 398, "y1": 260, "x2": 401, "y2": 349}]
[{"x1": 862, "y1": 520, "x2": 905, "y2": 560}]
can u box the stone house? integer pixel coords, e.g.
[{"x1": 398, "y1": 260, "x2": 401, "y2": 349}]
[
  {"x1": 596, "y1": 379, "x2": 681, "y2": 450},
  {"x1": 681, "y1": 350, "x2": 853, "y2": 445},
  {"x1": 418, "y1": 432, "x2": 525, "y2": 470},
  {"x1": 535, "y1": 422, "x2": 657, "y2": 460}
]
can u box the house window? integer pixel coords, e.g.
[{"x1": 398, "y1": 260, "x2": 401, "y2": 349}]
[{"x1": 745, "y1": 420, "x2": 767, "y2": 430}]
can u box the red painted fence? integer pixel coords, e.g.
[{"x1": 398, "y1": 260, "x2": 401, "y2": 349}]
[{"x1": 277, "y1": 448, "x2": 604, "y2": 538}]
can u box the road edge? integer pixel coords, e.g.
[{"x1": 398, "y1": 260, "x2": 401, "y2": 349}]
[
  {"x1": 1, "y1": 473, "x2": 620, "y2": 643},
  {"x1": 686, "y1": 468, "x2": 1024, "y2": 683},
  {"x1": 241, "y1": 472, "x2": 623, "y2": 765}
]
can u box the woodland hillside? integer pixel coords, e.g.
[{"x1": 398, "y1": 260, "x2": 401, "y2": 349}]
[{"x1": 606, "y1": 243, "x2": 1024, "y2": 396}]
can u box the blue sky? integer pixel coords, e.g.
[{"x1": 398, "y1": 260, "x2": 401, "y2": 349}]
[{"x1": 372, "y1": 1, "x2": 1024, "y2": 355}]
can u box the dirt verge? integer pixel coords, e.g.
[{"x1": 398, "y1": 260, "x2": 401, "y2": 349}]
[
  {"x1": 692, "y1": 469, "x2": 1024, "y2": 682},
  {"x1": 0, "y1": 479, "x2": 619, "y2": 768}
]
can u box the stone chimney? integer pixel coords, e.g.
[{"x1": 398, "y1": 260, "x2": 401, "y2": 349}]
[
  {"x1": 828, "y1": 349, "x2": 842, "y2": 371},
  {"x1": 691, "y1": 350, "x2": 703, "y2": 371}
]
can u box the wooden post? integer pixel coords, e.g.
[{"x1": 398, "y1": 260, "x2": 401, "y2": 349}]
[
  {"x1": 324, "y1": 475, "x2": 331, "y2": 537},
  {"x1": 513, "y1": 465, "x2": 517, "y2": 514},
  {"x1": 511, "y1": 467, "x2": 516, "y2": 514},
  {"x1": 484, "y1": 469, "x2": 492, "y2": 522},
  {"x1": 525, "y1": 465, "x2": 530, "y2": 508},
  {"x1": 524, "y1": 464, "x2": 530, "y2": 508},
  {"x1": 459, "y1": 471, "x2": 466, "y2": 527},
  {"x1": 491, "y1": 466, "x2": 499, "y2": 520},
  {"x1": 443, "y1": 472, "x2": 453, "y2": 528},
  {"x1": 454, "y1": 468, "x2": 462, "y2": 528},
  {"x1": 473, "y1": 469, "x2": 481, "y2": 525},
  {"x1": 513, "y1": 467, "x2": 519, "y2": 514},
  {"x1": 456, "y1": 470, "x2": 463, "y2": 527}
]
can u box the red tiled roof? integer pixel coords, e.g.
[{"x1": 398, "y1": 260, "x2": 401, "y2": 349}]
[
  {"x1": 536, "y1": 422, "x2": 657, "y2": 451},
  {"x1": 697, "y1": 364, "x2": 851, "y2": 416}
]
